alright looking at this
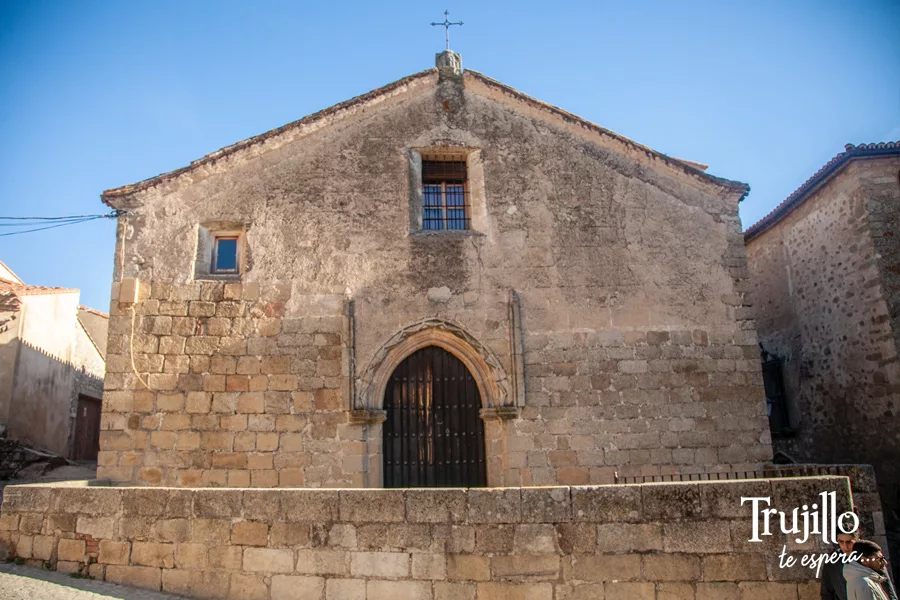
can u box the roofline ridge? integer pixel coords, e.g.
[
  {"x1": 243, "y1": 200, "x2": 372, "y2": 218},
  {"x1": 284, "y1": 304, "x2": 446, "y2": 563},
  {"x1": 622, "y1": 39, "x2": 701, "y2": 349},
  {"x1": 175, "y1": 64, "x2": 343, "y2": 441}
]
[
  {"x1": 101, "y1": 68, "x2": 438, "y2": 204},
  {"x1": 463, "y1": 70, "x2": 750, "y2": 198},
  {"x1": 744, "y1": 141, "x2": 900, "y2": 242}
]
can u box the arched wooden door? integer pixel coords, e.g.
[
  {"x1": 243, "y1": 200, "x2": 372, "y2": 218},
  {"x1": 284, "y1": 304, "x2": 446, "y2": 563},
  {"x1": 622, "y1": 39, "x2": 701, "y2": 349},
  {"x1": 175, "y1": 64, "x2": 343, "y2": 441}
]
[{"x1": 383, "y1": 346, "x2": 487, "y2": 487}]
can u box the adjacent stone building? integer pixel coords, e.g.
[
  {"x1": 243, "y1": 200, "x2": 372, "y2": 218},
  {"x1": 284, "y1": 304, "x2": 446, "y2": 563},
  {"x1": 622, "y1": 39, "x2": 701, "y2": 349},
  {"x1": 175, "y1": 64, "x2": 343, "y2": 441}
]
[
  {"x1": 96, "y1": 51, "x2": 772, "y2": 489},
  {"x1": 0, "y1": 259, "x2": 107, "y2": 459},
  {"x1": 745, "y1": 141, "x2": 900, "y2": 565}
]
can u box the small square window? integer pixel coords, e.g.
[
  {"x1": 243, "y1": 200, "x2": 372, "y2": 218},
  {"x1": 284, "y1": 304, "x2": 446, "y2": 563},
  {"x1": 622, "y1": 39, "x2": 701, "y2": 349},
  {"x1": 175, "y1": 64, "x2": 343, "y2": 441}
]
[
  {"x1": 422, "y1": 160, "x2": 469, "y2": 231},
  {"x1": 212, "y1": 236, "x2": 239, "y2": 273}
]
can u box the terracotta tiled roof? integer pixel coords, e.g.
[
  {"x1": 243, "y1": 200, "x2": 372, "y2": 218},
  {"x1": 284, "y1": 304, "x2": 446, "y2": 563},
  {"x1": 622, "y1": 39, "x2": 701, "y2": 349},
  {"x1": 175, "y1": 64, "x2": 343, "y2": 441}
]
[
  {"x1": 744, "y1": 142, "x2": 900, "y2": 242},
  {"x1": 101, "y1": 67, "x2": 749, "y2": 205},
  {"x1": 0, "y1": 281, "x2": 78, "y2": 312}
]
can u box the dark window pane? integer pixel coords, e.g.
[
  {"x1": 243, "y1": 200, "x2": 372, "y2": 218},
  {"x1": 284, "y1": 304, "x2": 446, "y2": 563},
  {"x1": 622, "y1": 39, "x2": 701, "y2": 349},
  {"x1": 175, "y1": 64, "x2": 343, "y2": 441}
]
[{"x1": 215, "y1": 238, "x2": 238, "y2": 271}]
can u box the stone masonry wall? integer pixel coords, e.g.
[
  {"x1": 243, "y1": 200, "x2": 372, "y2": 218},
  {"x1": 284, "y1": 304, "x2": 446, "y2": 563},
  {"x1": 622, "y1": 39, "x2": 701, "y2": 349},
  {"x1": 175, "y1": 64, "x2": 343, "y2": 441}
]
[
  {"x1": 99, "y1": 69, "x2": 771, "y2": 487},
  {"x1": 0, "y1": 477, "x2": 856, "y2": 600},
  {"x1": 745, "y1": 157, "x2": 900, "y2": 525}
]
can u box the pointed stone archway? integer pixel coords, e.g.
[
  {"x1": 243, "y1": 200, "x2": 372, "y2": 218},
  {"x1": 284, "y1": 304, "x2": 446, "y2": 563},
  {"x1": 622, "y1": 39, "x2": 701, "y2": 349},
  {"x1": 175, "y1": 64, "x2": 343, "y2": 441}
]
[{"x1": 351, "y1": 319, "x2": 518, "y2": 487}]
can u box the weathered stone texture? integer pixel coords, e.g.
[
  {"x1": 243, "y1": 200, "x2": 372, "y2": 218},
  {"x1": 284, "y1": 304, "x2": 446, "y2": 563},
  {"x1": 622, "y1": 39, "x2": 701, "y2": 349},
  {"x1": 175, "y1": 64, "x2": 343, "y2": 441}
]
[
  {"x1": 96, "y1": 67, "x2": 769, "y2": 488},
  {"x1": 0, "y1": 478, "x2": 852, "y2": 598},
  {"x1": 746, "y1": 154, "x2": 900, "y2": 555}
]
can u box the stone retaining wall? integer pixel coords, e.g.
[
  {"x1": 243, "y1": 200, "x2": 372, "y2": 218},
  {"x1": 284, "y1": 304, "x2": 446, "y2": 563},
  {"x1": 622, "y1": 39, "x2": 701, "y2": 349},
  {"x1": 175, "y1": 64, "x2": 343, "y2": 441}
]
[{"x1": 0, "y1": 477, "x2": 855, "y2": 599}]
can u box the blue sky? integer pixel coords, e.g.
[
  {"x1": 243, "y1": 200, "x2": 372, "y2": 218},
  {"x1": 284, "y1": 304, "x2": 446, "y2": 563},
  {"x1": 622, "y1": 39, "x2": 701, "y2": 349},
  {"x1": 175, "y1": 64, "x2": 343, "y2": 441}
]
[{"x1": 1, "y1": 1, "x2": 898, "y2": 310}]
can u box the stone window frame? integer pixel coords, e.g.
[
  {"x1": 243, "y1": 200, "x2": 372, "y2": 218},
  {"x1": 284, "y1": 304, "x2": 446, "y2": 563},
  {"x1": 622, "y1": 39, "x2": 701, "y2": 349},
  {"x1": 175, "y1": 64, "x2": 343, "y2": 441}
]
[
  {"x1": 408, "y1": 147, "x2": 488, "y2": 237},
  {"x1": 194, "y1": 221, "x2": 246, "y2": 281}
]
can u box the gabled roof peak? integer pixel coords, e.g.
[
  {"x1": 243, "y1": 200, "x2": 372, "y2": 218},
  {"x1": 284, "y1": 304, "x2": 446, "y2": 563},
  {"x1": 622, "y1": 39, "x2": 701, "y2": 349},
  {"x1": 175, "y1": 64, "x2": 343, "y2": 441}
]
[{"x1": 102, "y1": 65, "x2": 748, "y2": 205}]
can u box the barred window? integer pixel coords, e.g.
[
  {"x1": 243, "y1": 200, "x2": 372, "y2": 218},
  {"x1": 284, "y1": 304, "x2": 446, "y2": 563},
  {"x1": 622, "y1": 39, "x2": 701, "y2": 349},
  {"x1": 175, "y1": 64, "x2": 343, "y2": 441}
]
[{"x1": 422, "y1": 160, "x2": 469, "y2": 230}]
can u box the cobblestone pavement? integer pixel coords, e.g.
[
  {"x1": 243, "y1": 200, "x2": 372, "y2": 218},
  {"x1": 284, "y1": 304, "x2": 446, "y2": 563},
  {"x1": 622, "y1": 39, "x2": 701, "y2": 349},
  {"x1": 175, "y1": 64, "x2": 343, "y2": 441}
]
[{"x1": 0, "y1": 563, "x2": 187, "y2": 600}]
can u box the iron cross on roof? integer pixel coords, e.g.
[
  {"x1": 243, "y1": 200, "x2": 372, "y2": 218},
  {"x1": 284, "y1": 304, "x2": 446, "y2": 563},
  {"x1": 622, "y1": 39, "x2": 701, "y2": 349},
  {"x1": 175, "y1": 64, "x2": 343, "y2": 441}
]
[{"x1": 431, "y1": 10, "x2": 463, "y2": 51}]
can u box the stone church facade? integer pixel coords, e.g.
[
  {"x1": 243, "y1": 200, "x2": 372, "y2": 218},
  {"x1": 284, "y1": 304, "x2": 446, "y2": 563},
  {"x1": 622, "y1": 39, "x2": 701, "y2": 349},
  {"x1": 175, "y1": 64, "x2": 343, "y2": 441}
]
[{"x1": 97, "y1": 52, "x2": 772, "y2": 489}]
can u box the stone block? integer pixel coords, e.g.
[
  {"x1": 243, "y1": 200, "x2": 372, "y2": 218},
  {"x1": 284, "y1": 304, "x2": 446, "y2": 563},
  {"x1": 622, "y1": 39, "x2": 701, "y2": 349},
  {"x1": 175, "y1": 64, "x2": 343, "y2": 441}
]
[
  {"x1": 772, "y1": 477, "x2": 852, "y2": 516},
  {"x1": 350, "y1": 551, "x2": 409, "y2": 577},
  {"x1": 244, "y1": 547, "x2": 294, "y2": 573},
  {"x1": 412, "y1": 553, "x2": 447, "y2": 579},
  {"x1": 55, "y1": 560, "x2": 80, "y2": 574},
  {"x1": 513, "y1": 524, "x2": 560, "y2": 554},
  {"x1": 232, "y1": 521, "x2": 269, "y2": 546},
  {"x1": 328, "y1": 524, "x2": 357, "y2": 549},
  {"x1": 57, "y1": 538, "x2": 85, "y2": 562},
  {"x1": 0, "y1": 514, "x2": 20, "y2": 532},
  {"x1": 296, "y1": 549, "x2": 349, "y2": 576},
  {"x1": 737, "y1": 582, "x2": 800, "y2": 600},
  {"x1": 14, "y1": 534, "x2": 33, "y2": 558},
  {"x1": 572, "y1": 485, "x2": 642, "y2": 523},
  {"x1": 229, "y1": 573, "x2": 268, "y2": 600},
  {"x1": 603, "y1": 582, "x2": 654, "y2": 600},
  {"x1": 474, "y1": 525, "x2": 515, "y2": 554},
  {"x1": 194, "y1": 489, "x2": 242, "y2": 518},
  {"x1": 556, "y1": 523, "x2": 597, "y2": 553},
  {"x1": 51, "y1": 488, "x2": 121, "y2": 516},
  {"x1": 326, "y1": 579, "x2": 367, "y2": 600},
  {"x1": 270, "y1": 522, "x2": 311, "y2": 547},
  {"x1": 702, "y1": 554, "x2": 767, "y2": 581},
  {"x1": 367, "y1": 580, "x2": 433, "y2": 600},
  {"x1": 32, "y1": 535, "x2": 55, "y2": 560},
  {"x1": 131, "y1": 541, "x2": 175, "y2": 568},
  {"x1": 174, "y1": 543, "x2": 208, "y2": 569},
  {"x1": 153, "y1": 519, "x2": 191, "y2": 542},
  {"x1": 642, "y1": 553, "x2": 700, "y2": 581},
  {"x1": 655, "y1": 582, "x2": 696, "y2": 600},
  {"x1": 387, "y1": 524, "x2": 433, "y2": 550},
  {"x1": 241, "y1": 490, "x2": 280, "y2": 521},
  {"x1": 162, "y1": 569, "x2": 230, "y2": 599},
  {"x1": 19, "y1": 513, "x2": 42, "y2": 534},
  {"x1": 340, "y1": 490, "x2": 405, "y2": 522},
  {"x1": 596, "y1": 523, "x2": 662, "y2": 553},
  {"x1": 208, "y1": 545, "x2": 243, "y2": 570},
  {"x1": 663, "y1": 520, "x2": 732, "y2": 554},
  {"x1": 447, "y1": 554, "x2": 491, "y2": 581},
  {"x1": 468, "y1": 488, "x2": 521, "y2": 523},
  {"x1": 698, "y1": 479, "x2": 772, "y2": 519},
  {"x1": 572, "y1": 554, "x2": 641, "y2": 582},
  {"x1": 406, "y1": 489, "x2": 467, "y2": 523},
  {"x1": 191, "y1": 519, "x2": 232, "y2": 545},
  {"x1": 280, "y1": 490, "x2": 339, "y2": 522},
  {"x1": 521, "y1": 486, "x2": 571, "y2": 523},
  {"x1": 476, "y1": 582, "x2": 553, "y2": 600},
  {"x1": 696, "y1": 582, "x2": 739, "y2": 600},
  {"x1": 642, "y1": 483, "x2": 702, "y2": 520},
  {"x1": 106, "y1": 565, "x2": 161, "y2": 591},
  {"x1": 271, "y1": 575, "x2": 326, "y2": 600},
  {"x1": 435, "y1": 582, "x2": 476, "y2": 600},
  {"x1": 491, "y1": 555, "x2": 560, "y2": 579}
]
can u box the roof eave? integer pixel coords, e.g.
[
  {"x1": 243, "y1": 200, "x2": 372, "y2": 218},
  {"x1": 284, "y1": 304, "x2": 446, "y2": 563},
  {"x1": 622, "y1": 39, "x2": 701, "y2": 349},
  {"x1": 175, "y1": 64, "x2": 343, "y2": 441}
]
[
  {"x1": 744, "y1": 142, "x2": 900, "y2": 243},
  {"x1": 463, "y1": 70, "x2": 751, "y2": 199},
  {"x1": 101, "y1": 68, "x2": 439, "y2": 206}
]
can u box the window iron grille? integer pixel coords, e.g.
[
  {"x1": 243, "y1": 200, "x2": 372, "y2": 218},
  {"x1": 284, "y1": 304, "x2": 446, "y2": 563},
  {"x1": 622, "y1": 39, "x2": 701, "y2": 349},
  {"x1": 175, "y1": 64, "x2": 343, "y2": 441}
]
[{"x1": 422, "y1": 160, "x2": 469, "y2": 231}]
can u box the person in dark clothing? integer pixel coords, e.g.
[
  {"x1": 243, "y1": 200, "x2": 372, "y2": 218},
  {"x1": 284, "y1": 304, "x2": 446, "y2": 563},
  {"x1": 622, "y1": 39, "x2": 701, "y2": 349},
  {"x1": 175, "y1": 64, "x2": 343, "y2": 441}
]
[{"x1": 823, "y1": 532, "x2": 861, "y2": 600}]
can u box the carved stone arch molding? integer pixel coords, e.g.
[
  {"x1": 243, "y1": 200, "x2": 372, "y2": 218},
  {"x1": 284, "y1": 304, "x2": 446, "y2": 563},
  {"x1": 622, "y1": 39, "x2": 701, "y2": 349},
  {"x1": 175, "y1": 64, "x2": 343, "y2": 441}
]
[{"x1": 354, "y1": 319, "x2": 515, "y2": 419}]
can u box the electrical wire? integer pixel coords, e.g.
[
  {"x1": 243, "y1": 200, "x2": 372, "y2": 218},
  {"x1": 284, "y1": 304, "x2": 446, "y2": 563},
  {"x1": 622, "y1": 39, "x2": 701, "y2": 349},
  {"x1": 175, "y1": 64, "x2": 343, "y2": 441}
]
[
  {"x1": 0, "y1": 210, "x2": 120, "y2": 238},
  {"x1": 0, "y1": 216, "x2": 106, "y2": 237},
  {"x1": 0, "y1": 213, "x2": 114, "y2": 221}
]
